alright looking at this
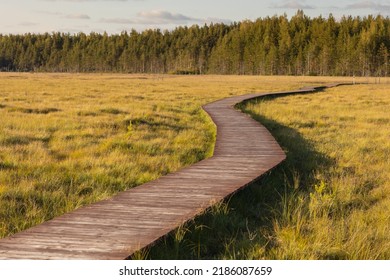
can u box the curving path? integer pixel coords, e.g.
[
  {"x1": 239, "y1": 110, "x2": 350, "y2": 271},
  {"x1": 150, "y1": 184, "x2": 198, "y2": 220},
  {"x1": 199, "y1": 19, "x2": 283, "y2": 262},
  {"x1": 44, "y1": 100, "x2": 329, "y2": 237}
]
[{"x1": 0, "y1": 83, "x2": 345, "y2": 259}]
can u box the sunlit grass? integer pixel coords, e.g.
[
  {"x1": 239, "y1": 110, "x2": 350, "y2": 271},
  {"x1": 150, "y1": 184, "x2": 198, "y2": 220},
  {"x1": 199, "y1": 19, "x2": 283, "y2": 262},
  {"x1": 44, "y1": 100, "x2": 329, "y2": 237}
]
[
  {"x1": 1, "y1": 73, "x2": 389, "y2": 261},
  {"x1": 244, "y1": 84, "x2": 390, "y2": 259},
  {"x1": 1, "y1": 73, "x2": 359, "y2": 238},
  {"x1": 148, "y1": 82, "x2": 390, "y2": 260}
]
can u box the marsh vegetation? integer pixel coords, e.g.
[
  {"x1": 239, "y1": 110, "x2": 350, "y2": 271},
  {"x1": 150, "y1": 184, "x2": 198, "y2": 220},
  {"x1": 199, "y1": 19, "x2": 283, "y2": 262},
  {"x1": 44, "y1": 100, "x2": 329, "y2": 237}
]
[
  {"x1": 0, "y1": 73, "x2": 334, "y2": 238},
  {"x1": 147, "y1": 83, "x2": 390, "y2": 260},
  {"x1": 1, "y1": 74, "x2": 389, "y2": 260}
]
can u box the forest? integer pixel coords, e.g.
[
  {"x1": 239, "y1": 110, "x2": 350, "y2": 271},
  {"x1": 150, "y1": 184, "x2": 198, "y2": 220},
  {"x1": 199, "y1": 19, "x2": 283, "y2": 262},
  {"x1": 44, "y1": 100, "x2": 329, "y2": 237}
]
[{"x1": 0, "y1": 11, "x2": 389, "y2": 76}]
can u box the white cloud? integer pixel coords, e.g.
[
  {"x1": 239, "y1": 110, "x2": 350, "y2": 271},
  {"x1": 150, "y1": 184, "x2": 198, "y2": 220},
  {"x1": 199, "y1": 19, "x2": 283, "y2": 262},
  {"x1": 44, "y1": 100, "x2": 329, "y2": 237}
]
[
  {"x1": 101, "y1": 10, "x2": 199, "y2": 25},
  {"x1": 272, "y1": 0, "x2": 315, "y2": 9},
  {"x1": 345, "y1": 1, "x2": 390, "y2": 12},
  {"x1": 65, "y1": 14, "x2": 91, "y2": 19},
  {"x1": 35, "y1": 10, "x2": 91, "y2": 20},
  {"x1": 101, "y1": 10, "x2": 231, "y2": 26},
  {"x1": 19, "y1": 22, "x2": 39, "y2": 26},
  {"x1": 137, "y1": 10, "x2": 200, "y2": 24},
  {"x1": 35, "y1": 11, "x2": 62, "y2": 15},
  {"x1": 100, "y1": 18, "x2": 133, "y2": 24}
]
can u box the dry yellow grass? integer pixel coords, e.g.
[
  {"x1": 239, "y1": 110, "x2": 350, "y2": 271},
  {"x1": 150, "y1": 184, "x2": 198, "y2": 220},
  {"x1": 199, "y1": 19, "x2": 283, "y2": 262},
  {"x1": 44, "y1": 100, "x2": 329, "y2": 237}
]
[
  {"x1": 146, "y1": 80, "x2": 390, "y2": 260},
  {"x1": 241, "y1": 84, "x2": 390, "y2": 259},
  {"x1": 0, "y1": 73, "x2": 310, "y2": 238},
  {"x1": 0, "y1": 73, "x2": 388, "y2": 261}
]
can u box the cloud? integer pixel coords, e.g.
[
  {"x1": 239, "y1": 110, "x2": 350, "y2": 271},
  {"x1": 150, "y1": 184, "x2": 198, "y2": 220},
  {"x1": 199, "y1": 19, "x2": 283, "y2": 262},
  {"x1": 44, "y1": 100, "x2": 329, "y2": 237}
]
[
  {"x1": 35, "y1": 10, "x2": 62, "y2": 15},
  {"x1": 345, "y1": 1, "x2": 390, "y2": 12},
  {"x1": 100, "y1": 18, "x2": 133, "y2": 24},
  {"x1": 101, "y1": 10, "x2": 201, "y2": 25},
  {"x1": 272, "y1": 0, "x2": 315, "y2": 9},
  {"x1": 101, "y1": 10, "x2": 231, "y2": 26},
  {"x1": 35, "y1": 10, "x2": 91, "y2": 20},
  {"x1": 65, "y1": 14, "x2": 91, "y2": 19},
  {"x1": 137, "y1": 10, "x2": 200, "y2": 24},
  {"x1": 18, "y1": 22, "x2": 39, "y2": 26}
]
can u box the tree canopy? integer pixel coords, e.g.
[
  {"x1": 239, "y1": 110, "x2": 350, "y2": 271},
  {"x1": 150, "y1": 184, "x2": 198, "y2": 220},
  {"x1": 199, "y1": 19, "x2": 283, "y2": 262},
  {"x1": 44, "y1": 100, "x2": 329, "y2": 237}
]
[{"x1": 1, "y1": 12, "x2": 389, "y2": 76}]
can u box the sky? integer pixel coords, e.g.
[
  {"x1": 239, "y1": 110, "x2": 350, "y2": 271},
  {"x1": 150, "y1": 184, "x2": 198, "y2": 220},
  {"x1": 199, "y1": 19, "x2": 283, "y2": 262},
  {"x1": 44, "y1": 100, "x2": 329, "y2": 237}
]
[{"x1": 1, "y1": 0, "x2": 390, "y2": 34}]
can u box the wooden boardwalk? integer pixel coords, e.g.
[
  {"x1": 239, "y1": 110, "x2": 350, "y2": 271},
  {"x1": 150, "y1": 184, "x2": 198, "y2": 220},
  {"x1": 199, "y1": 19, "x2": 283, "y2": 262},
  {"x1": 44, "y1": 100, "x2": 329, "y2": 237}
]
[{"x1": 0, "y1": 84, "x2": 343, "y2": 259}]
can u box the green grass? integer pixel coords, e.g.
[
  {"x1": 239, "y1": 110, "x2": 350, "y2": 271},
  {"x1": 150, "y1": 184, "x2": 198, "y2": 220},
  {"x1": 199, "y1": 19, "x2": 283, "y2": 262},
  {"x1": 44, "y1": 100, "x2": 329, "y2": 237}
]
[
  {"x1": 147, "y1": 83, "x2": 390, "y2": 260},
  {"x1": 1, "y1": 73, "x2": 352, "y2": 238},
  {"x1": 1, "y1": 73, "x2": 389, "y2": 260}
]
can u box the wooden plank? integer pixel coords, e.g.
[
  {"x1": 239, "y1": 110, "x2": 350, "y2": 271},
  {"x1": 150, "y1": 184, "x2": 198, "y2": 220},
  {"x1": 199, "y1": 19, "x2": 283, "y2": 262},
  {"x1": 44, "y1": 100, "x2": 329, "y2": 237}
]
[{"x1": 0, "y1": 83, "x2": 349, "y2": 260}]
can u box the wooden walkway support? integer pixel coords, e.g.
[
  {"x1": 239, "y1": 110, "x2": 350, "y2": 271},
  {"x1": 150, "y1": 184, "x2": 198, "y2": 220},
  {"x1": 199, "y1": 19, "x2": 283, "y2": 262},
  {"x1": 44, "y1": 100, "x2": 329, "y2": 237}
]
[{"x1": 0, "y1": 84, "x2": 344, "y2": 259}]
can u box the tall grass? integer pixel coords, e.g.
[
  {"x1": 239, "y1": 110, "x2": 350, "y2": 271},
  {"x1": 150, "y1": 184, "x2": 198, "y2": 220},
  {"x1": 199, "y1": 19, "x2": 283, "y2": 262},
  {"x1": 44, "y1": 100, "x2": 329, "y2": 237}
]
[
  {"x1": 2, "y1": 74, "x2": 389, "y2": 259},
  {"x1": 246, "y1": 84, "x2": 390, "y2": 259},
  {"x1": 1, "y1": 73, "x2": 357, "y2": 239},
  {"x1": 148, "y1": 83, "x2": 390, "y2": 260}
]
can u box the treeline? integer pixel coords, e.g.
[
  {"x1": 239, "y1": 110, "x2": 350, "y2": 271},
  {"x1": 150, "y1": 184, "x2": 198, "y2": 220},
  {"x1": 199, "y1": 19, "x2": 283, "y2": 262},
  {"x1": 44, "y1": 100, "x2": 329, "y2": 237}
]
[{"x1": 0, "y1": 11, "x2": 389, "y2": 76}]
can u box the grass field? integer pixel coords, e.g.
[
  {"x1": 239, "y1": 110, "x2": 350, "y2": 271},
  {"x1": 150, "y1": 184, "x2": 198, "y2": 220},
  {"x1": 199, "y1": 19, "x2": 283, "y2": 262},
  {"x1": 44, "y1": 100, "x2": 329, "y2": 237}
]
[
  {"x1": 0, "y1": 73, "x2": 333, "y2": 238},
  {"x1": 147, "y1": 82, "x2": 390, "y2": 260},
  {"x1": 0, "y1": 74, "x2": 389, "y2": 260},
  {"x1": 244, "y1": 84, "x2": 390, "y2": 259}
]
